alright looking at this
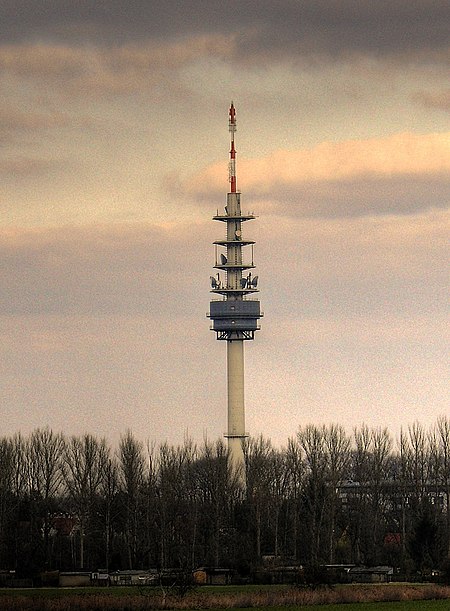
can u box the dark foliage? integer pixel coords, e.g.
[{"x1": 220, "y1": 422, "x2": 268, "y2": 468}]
[{"x1": 1, "y1": 420, "x2": 450, "y2": 579}]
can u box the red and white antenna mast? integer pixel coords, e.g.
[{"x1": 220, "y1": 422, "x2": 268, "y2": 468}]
[{"x1": 229, "y1": 102, "x2": 237, "y2": 193}]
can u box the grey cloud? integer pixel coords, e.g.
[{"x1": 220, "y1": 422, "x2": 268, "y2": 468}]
[
  {"x1": 187, "y1": 174, "x2": 450, "y2": 219},
  {"x1": 0, "y1": 1, "x2": 448, "y2": 63},
  {"x1": 0, "y1": 108, "x2": 66, "y2": 130},
  {"x1": 251, "y1": 174, "x2": 450, "y2": 219},
  {"x1": 1, "y1": 212, "x2": 446, "y2": 325},
  {"x1": 0, "y1": 224, "x2": 208, "y2": 316},
  {"x1": 0, "y1": 156, "x2": 64, "y2": 177},
  {"x1": 0, "y1": 108, "x2": 73, "y2": 144},
  {"x1": 257, "y1": 211, "x2": 448, "y2": 322},
  {"x1": 414, "y1": 89, "x2": 450, "y2": 112},
  {"x1": 0, "y1": 41, "x2": 231, "y2": 98}
]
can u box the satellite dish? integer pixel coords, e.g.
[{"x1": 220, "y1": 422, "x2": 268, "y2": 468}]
[
  {"x1": 251, "y1": 275, "x2": 258, "y2": 287},
  {"x1": 235, "y1": 229, "x2": 242, "y2": 238},
  {"x1": 240, "y1": 278, "x2": 247, "y2": 288},
  {"x1": 210, "y1": 276, "x2": 217, "y2": 288},
  {"x1": 220, "y1": 253, "x2": 227, "y2": 265}
]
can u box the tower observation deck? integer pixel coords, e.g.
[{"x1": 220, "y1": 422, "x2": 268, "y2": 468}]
[{"x1": 208, "y1": 103, "x2": 262, "y2": 474}]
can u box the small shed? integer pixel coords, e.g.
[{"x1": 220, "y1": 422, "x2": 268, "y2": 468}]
[
  {"x1": 349, "y1": 566, "x2": 393, "y2": 583},
  {"x1": 91, "y1": 570, "x2": 110, "y2": 586},
  {"x1": 110, "y1": 570, "x2": 157, "y2": 586},
  {"x1": 193, "y1": 567, "x2": 233, "y2": 585},
  {"x1": 59, "y1": 572, "x2": 91, "y2": 587}
]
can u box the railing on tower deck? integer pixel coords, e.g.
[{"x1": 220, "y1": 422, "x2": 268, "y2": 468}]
[{"x1": 209, "y1": 297, "x2": 260, "y2": 302}]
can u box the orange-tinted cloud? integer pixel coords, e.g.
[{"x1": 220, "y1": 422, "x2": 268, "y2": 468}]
[
  {"x1": 189, "y1": 131, "x2": 450, "y2": 195},
  {"x1": 185, "y1": 131, "x2": 450, "y2": 217}
]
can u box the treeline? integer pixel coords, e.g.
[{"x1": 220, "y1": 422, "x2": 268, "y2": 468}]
[{"x1": 1, "y1": 418, "x2": 450, "y2": 579}]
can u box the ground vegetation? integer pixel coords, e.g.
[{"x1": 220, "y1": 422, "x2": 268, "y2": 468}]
[{"x1": 0, "y1": 584, "x2": 450, "y2": 610}]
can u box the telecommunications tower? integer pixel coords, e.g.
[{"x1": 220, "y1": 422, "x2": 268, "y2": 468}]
[{"x1": 208, "y1": 103, "x2": 262, "y2": 473}]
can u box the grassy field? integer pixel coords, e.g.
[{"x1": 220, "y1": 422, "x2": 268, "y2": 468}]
[
  {"x1": 217, "y1": 605, "x2": 450, "y2": 611},
  {"x1": 218, "y1": 604, "x2": 450, "y2": 611},
  {"x1": 0, "y1": 584, "x2": 449, "y2": 610}
]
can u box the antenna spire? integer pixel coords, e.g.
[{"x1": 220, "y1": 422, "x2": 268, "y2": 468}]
[{"x1": 229, "y1": 102, "x2": 237, "y2": 193}]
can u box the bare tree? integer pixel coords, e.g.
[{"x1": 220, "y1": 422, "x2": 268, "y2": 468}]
[
  {"x1": 97, "y1": 452, "x2": 120, "y2": 572},
  {"x1": 62, "y1": 434, "x2": 108, "y2": 568},
  {"x1": 194, "y1": 438, "x2": 238, "y2": 567},
  {"x1": 298, "y1": 425, "x2": 328, "y2": 565},
  {"x1": 403, "y1": 422, "x2": 440, "y2": 573},
  {"x1": 407, "y1": 422, "x2": 429, "y2": 509},
  {"x1": 141, "y1": 441, "x2": 160, "y2": 569},
  {"x1": 4, "y1": 418, "x2": 450, "y2": 577},
  {"x1": 0, "y1": 437, "x2": 14, "y2": 568},
  {"x1": 434, "y1": 416, "x2": 450, "y2": 560},
  {"x1": 369, "y1": 427, "x2": 392, "y2": 561},
  {"x1": 243, "y1": 435, "x2": 274, "y2": 561},
  {"x1": 268, "y1": 448, "x2": 292, "y2": 559},
  {"x1": 118, "y1": 430, "x2": 145, "y2": 569},
  {"x1": 397, "y1": 428, "x2": 410, "y2": 569},
  {"x1": 156, "y1": 439, "x2": 198, "y2": 569},
  {"x1": 324, "y1": 424, "x2": 350, "y2": 564},
  {"x1": 27, "y1": 428, "x2": 65, "y2": 568},
  {"x1": 350, "y1": 424, "x2": 372, "y2": 564},
  {"x1": 10, "y1": 433, "x2": 28, "y2": 500},
  {"x1": 284, "y1": 436, "x2": 304, "y2": 560}
]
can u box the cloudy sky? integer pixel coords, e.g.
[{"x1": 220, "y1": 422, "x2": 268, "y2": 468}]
[{"x1": 1, "y1": 0, "x2": 448, "y2": 448}]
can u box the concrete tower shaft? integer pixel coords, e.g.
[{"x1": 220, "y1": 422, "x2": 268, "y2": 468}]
[
  {"x1": 208, "y1": 103, "x2": 262, "y2": 474},
  {"x1": 227, "y1": 339, "x2": 245, "y2": 467}
]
